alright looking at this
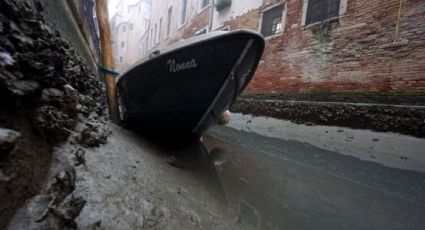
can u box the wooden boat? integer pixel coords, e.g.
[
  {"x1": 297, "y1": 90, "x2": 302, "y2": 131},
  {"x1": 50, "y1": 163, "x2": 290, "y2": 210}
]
[{"x1": 116, "y1": 29, "x2": 265, "y2": 136}]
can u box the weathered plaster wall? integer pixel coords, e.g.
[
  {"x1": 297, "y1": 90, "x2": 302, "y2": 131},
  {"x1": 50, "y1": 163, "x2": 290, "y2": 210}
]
[
  {"x1": 148, "y1": 0, "x2": 212, "y2": 51},
  {"x1": 212, "y1": 0, "x2": 263, "y2": 30}
]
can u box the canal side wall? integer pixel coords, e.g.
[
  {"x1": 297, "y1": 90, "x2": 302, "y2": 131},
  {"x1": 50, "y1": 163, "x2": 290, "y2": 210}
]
[
  {"x1": 26, "y1": 0, "x2": 100, "y2": 72},
  {"x1": 230, "y1": 97, "x2": 425, "y2": 138},
  {"x1": 0, "y1": 1, "x2": 104, "y2": 228}
]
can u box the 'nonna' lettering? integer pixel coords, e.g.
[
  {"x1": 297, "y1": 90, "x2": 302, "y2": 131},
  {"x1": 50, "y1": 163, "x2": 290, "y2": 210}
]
[{"x1": 167, "y1": 59, "x2": 197, "y2": 73}]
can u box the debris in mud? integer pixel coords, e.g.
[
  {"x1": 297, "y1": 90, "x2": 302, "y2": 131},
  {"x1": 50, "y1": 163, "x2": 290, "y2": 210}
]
[
  {"x1": 48, "y1": 164, "x2": 76, "y2": 205},
  {"x1": 72, "y1": 148, "x2": 86, "y2": 167},
  {"x1": 0, "y1": 170, "x2": 12, "y2": 183},
  {"x1": 48, "y1": 196, "x2": 87, "y2": 229},
  {"x1": 26, "y1": 194, "x2": 55, "y2": 222},
  {"x1": 90, "y1": 220, "x2": 103, "y2": 230},
  {"x1": 77, "y1": 123, "x2": 111, "y2": 147},
  {"x1": 0, "y1": 128, "x2": 21, "y2": 154},
  {"x1": 33, "y1": 105, "x2": 75, "y2": 142},
  {"x1": 26, "y1": 164, "x2": 86, "y2": 229}
]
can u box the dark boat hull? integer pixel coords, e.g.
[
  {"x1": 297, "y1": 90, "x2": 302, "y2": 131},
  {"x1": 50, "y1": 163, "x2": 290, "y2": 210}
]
[{"x1": 117, "y1": 30, "x2": 265, "y2": 136}]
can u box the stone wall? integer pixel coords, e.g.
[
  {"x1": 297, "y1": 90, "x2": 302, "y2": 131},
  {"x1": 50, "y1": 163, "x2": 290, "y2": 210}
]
[
  {"x1": 30, "y1": 0, "x2": 100, "y2": 72},
  {"x1": 181, "y1": 6, "x2": 211, "y2": 39}
]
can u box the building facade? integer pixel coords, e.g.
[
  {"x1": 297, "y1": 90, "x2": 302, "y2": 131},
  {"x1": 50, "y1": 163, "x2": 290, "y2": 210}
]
[
  {"x1": 144, "y1": 0, "x2": 425, "y2": 94},
  {"x1": 140, "y1": 0, "x2": 213, "y2": 58},
  {"x1": 110, "y1": 0, "x2": 152, "y2": 72}
]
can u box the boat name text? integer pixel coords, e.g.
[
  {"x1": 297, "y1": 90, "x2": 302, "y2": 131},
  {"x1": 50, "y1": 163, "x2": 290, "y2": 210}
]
[{"x1": 167, "y1": 59, "x2": 197, "y2": 73}]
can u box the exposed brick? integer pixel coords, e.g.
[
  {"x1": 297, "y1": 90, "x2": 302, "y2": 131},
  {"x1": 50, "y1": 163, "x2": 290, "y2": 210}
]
[
  {"x1": 147, "y1": 0, "x2": 425, "y2": 94},
  {"x1": 223, "y1": 0, "x2": 425, "y2": 94}
]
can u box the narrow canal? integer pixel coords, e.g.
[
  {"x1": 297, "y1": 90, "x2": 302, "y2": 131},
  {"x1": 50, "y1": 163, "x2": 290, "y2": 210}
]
[
  {"x1": 9, "y1": 114, "x2": 425, "y2": 230},
  {"x1": 204, "y1": 116, "x2": 425, "y2": 230}
]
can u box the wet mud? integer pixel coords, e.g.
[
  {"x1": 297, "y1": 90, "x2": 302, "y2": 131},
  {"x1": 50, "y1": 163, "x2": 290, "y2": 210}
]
[{"x1": 205, "y1": 124, "x2": 425, "y2": 230}]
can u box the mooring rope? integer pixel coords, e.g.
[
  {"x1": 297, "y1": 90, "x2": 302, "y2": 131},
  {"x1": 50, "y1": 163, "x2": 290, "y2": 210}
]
[{"x1": 98, "y1": 65, "x2": 120, "y2": 77}]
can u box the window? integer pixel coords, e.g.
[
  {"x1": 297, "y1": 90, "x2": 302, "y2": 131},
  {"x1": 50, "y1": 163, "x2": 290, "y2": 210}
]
[
  {"x1": 261, "y1": 4, "x2": 284, "y2": 37},
  {"x1": 305, "y1": 0, "x2": 340, "y2": 25},
  {"x1": 166, "y1": 7, "x2": 172, "y2": 36},
  {"x1": 144, "y1": 19, "x2": 149, "y2": 30},
  {"x1": 154, "y1": 23, "x2": 158, "y2": 44},
  {"x1": 159, "y1": 18, "x2": 163, "y2": 41},
  {"x1": 145, "y1": 3, "x2": 151, "y2": 17},
  {"x1": 121, "y1": 41, "x2": 124, "y2": 48},
  {"x1": 122, "y1": 25, "x2": 126, "y2": 32},
  {"x1": 180, "y1": 0, "x2": 187, "y2": 26},
  {"x1": 150, "y1": 28, "x2": 153, "y2": 48},
  {"x1": 129, "y1": 23, "x2": 134, "y2": 31},
  {"x1": 119, "y1": 56, "x2": 123, "y2": 63},
  {"x1": 200, "y1": 0, "x2": 210, "y2": 9}
]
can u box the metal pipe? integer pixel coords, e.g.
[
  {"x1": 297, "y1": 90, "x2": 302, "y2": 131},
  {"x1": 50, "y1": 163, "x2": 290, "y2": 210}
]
[{"x1": 394, "y1": 0, "x2": 403, "y2": 44}]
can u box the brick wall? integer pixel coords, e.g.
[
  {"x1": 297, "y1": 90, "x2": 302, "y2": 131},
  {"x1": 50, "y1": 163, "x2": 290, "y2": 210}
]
[
  {"x1": 181, "y1": 8, "x2": 211, "y2": 39},
  {"x1": 219, "y1": 0, "x2": 425, "y2": 93}
]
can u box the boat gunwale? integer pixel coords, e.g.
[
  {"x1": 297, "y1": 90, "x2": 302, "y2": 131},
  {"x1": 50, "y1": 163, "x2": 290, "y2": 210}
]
[{"x1": 116, "y1": 29, "x2": 265, "y2": 85}]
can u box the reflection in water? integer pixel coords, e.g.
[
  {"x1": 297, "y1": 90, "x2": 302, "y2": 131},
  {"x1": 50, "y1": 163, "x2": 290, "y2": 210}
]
[
  {"x1": 203, "y1": 138, "x2": 282, "y2": 230},
  {"x1": 147, "y1": 129, "x2": 425, "y2": 230},
  {"x1": 155, "y1": 135, "x2": 280, "y2": 230},
  {"x1": 159, "y1": 138, "x2": 228, "y2": 208},
  {"x1": 204, "y1": 128, "x2": 425, "y2": 230}
]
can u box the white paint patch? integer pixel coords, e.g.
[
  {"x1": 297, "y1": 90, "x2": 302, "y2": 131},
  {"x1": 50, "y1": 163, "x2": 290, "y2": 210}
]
[
  {"x1": 212, "y1": 0, "x2": 263, "y2": 30},
  {"x1": 226, "y1": 113, "x2": 425, "y2": 172}
]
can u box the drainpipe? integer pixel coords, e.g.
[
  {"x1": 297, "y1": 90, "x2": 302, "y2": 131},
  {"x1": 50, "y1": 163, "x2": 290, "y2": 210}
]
[
  {"x1": 394, "y1": 0, "x2": 403, "y2": 44},
  {"x1": 209, "y1": 0, "x2": 215, "y2": 32}
]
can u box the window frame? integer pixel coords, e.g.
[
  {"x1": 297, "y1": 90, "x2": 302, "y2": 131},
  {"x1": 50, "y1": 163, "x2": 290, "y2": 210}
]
[
  {"x1": 166, "y1": 7, "x2": 173, "y2": 38},
  {"x1": 198, "y1": 0, "x2": 211, "y2": 13},
  {"x1": 179, "y1": 0, "x2": 188, "y2": 28},
  {"x1": 258, "y1": 2, "x2": 287, "y2": 39},
  {"x1": 301, "y1": 0, "x2": 348, "y2": 27},
  {"x1": 159, "y1": 18, "x2": 163, "y2": 42},
  {"x1": 154, "y1": 23, "x2": 158, "y2": 45},
  {"x1": 150, "y1": 28, "x2": 153, "y2": 48}
]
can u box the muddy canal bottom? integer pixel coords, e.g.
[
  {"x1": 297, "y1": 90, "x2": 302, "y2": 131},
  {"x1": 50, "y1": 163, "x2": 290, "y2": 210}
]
[
  {"x1": 9, "y1": 115, "x2": 425, "y2": 230},
  {"x1": 202, "y1": 114, "x2": 425, "y2": 230}
]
